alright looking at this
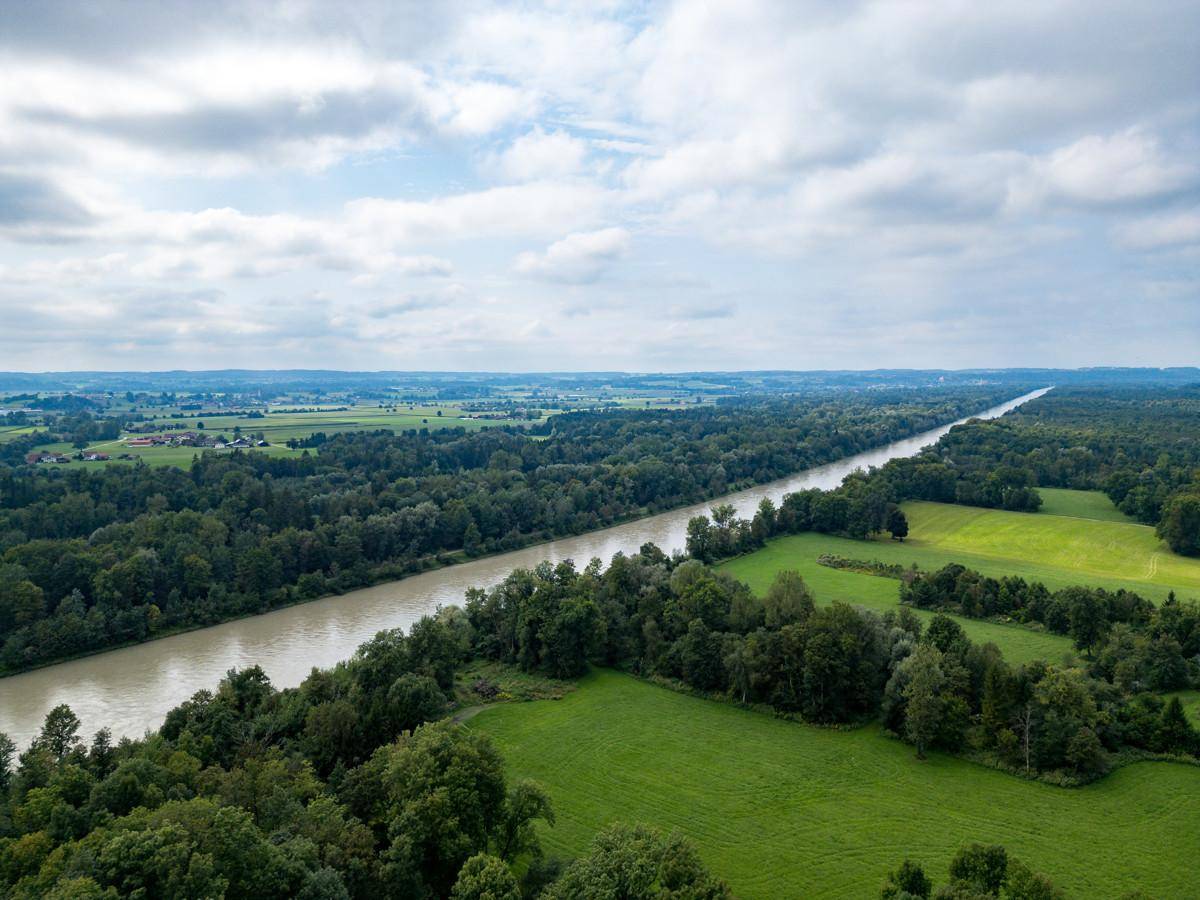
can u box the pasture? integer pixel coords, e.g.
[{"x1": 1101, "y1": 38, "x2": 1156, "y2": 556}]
[{"x1": 471, "y1": 669, "x2": 1200, "y2": 899}]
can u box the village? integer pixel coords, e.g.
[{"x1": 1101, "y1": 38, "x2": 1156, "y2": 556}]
[{"x1": 25, "y1": 430, "x2": 269, "y2": 465}]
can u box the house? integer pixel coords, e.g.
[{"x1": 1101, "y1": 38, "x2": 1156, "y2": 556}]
[
  {"x1": 127, "y1": 437, "x2": 154, "y2": 446},
  {"x1": 226, "y1": 438, "x2": 251, "y2": 449},
  {"x1": 83, "y1": 452, "x2": 110, "y2": 462}
]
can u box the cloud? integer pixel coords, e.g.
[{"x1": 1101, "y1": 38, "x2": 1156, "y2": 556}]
[
  {"x1": 487, "y1": 127, "x2": 589, "y2": 182},
  {"x1": 0, "y1": 172, "x2": 94, "y2": 231},
  {"x1": 0, "y1": 0, "x2": 1198, "y2": 369},
  {"x1": 1112, "y1": 210, "x2": 1200, "y2": 250},
  {"x1": 1019, "y1": 131, "x2": 1198, "y2": 209},
  {"x1": 514, "y1": 227, "x2": 631, "y2": 282}
]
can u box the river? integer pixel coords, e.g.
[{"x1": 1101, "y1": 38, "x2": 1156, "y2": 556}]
[{"x1": 0, "y1": 388, "x2": 1048, "y2": 747}]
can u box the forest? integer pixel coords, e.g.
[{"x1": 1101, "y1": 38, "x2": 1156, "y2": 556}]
[{"x1": 0, "y1": 387, "x2": 1016, "y2": 672}]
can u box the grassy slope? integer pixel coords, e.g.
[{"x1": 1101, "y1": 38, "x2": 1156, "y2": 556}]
[
  {"x1": 471, "y1": 670, "x2": 1200, "y2": 900},
  {"x1": 720, "y1": 535, "x2": 1075, "y2": 666},
  {"x1": 1037, "y1": 488, "x2": 1135, "y2": 523},
  {"x1": 902, "y1": 500, "x2": 1200, "y2": 601}
]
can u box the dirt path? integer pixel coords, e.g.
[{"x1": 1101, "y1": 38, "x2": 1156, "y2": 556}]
[{"x1": 450, "y1": 704, "x2": 487, "y2": 724}]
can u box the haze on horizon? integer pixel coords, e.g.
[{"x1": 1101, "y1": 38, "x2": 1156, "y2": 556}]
[{"x1": 0, "y1": 1, "x2": 1197, "y2": 372}]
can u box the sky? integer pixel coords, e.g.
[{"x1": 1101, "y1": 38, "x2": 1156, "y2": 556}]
[{"x1": 0, "y1": 0, "x2": 1197, "y2": 372}]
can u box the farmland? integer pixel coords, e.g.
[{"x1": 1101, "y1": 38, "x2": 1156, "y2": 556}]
[
  {"x1": 44, "y1": 403, "x2": 545, "y2": 467},
  {"x1": 471, "y1": 669, "x2": 1200, "y2": 899},
  {"x1": 720, "y1": 490, "x2": 1200, "y2": 664}
]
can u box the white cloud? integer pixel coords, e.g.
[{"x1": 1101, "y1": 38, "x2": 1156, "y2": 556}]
[
  {"x1": 1113, "y1": 210, "x2": 1200, "y2": 250},
  {"x1": 514, "y1": 227, "x2": 631, "y2": 282},
  {"x1": 487, "y1": 127, "x2": 589, "y2": 182},
  {"x1": 1020, "y1": 131, "x2": 1197, "y2": 209},
  {"x1": 0, "y1": 0, "x2": 1198, "y2": 369}
]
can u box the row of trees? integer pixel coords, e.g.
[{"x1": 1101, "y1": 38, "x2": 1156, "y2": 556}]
[
  {"x1": 899, "y1": 564, "x2": 1200, "y2": 672},
  {"x1": 0, "y1": 387, "x2": 1017, "y2": 672},
  {"x1": 882, "y1": 843, "x2": 1063, "y2": 899}
]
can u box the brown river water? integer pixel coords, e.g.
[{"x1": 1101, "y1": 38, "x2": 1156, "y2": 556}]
[{"x1": 0, "y1": 388, "x2": 1048, "y2": 747}]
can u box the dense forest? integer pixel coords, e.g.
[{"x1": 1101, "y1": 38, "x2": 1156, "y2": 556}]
[
  {"x1": 0, "y1": 387, "x2": 1018, "y2": 672},
  {"x1": 0, "y1": 545, "x2": 1187, "y2": 897}
]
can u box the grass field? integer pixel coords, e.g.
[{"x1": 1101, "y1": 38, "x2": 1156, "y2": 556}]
[
  {"x1": 471, "y1": 670, "x2": 1200, "y2": 899},
  {"x1": 901, "y1": 499, "x2": 1200, "y2": 601},
  {"x1": 1037, "y1": 488, "x2": 1135, "y2": 523},
  {"x1": 720, "y1": 535, "x2": 1075, "y2": 665}
]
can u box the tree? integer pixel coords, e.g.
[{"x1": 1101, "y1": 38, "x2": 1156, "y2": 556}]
[
  {"x1": 1155, "y1": 696, "x2": 1197, "y2": 754},
  {"x1": 543, "y1": 822, "x2": 732, "y2": 899},
  {"x1": 450, "y1": 855, "x2": 521, "y2": 900},
  {"x1": 39, "y1": 704, "x2": 82, "y2": 761},
  {"x1": 494, "y1": 780, "x2": 555, "y2": 861},
  {"x1": 1156, "y1": 493, "x2": 1200, "y2": 556},
  {"x1": 947, "y1": 844, "x2": 1007, "y2": 895},
  {"x1": 762, "y1": 570, "x2": 814, "y2": 628},
  {"x1": 1004, "y1": 859, "x2": 1065, "y2": 900},
  {"x1": 685, "y1": 516, "x2": 716, "y2": 563},
  {"x1": 881, "y1": 858, "x2": 932, "y2": 899},
  {"x1": 297, "y1": 867, "x2": 351, "y2": 900},
  {"x1": 887, "y1": 507, "x2": 909, "y2": 541},
  {"x1": 903, "y1": 644, "x2": 945, "y2": 759},
  {"x1": 0, "y1": 730, "x2": 15, "y2": 791},
  {"x1": 1065, "y1": 589, "x2": 1108, "y2": 657}
]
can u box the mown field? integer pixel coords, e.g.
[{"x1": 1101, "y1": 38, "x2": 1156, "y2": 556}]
[
  {"x1": 471, "y1": 670, "x2": 1200, "y2": 899},
  {"x1": 901, "y1": 499, "x2": 1200, "y2": 600},
  {"x1": 1037, "y1": 487, "x2": 1135, "y2": 523},
  {"x1": 725, "y1": 493, "x2": 1196, "y2": 610}
]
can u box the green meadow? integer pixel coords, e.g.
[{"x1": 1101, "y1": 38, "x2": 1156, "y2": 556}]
[
  {"x1": 1037, "y1": 487, "x2": 1136, "y2": 523},
  {"x1": 720, "y1": 533, "x2": 1075, "y2": 665},
  {"x1": 720, "y1": 490, "x2": 1200, "y2": 664},
  {"x1": 471, "y1": 670, "x2": 1200, "y2": 899}
]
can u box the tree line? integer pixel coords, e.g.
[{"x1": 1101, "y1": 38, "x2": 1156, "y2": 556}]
[{"x1": 0, "y1": 387, "x2": 1017, "y2": 672}]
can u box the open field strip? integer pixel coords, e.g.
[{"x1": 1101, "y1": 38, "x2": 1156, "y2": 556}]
[
  {"x1": 720, "y1": 535, "x2": 1075, "y2": 665},
  {"x1": 471, "y1": 669, "x2": 1200, "y2": 900},
  {"x1": 1036, "y1": 488, "x2": 1137, "y2": 523},
  {"x1": 901, "y1": 500, "x2": 1200, "y2": 599}
]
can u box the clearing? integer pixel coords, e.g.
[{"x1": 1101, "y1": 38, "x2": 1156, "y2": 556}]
[{"x1": 470, "y1": 669, "x2": 1200, "y2": 899}]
